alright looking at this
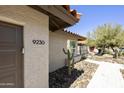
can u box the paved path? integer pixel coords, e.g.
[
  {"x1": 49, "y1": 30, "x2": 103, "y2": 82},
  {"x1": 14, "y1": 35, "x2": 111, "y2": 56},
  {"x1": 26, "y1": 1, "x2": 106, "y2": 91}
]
[{"x1": 85, "y1": 59, "x2": 124, "y2": 88}]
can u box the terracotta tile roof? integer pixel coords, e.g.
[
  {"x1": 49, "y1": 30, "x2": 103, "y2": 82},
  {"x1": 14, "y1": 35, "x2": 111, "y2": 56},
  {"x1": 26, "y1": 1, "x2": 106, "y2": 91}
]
[
  {"x1": 62, "y1": 5, "x2": 81, "y2": 21},
  {"x1": 63, "y1": 29, "x2": 86, "y2": 40},
  {"x1": 61, "y1": 6, "x2": 84, "y2": 40}
]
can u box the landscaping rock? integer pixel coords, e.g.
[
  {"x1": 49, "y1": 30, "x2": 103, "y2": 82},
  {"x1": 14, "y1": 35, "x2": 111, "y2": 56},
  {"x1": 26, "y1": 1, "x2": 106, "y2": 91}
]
[
  {"x1": 94, "y1": 55, "x2": 124, "y2": 64},
  {"x1": 49, "y1": 61, "x2": 98, "y2": 88},
  {"x1": 120, "y1": 69, "x2": 124, "y2": 79},
  {"x1": 70, "y1": 61, "x2": 98, "y2": 88}
]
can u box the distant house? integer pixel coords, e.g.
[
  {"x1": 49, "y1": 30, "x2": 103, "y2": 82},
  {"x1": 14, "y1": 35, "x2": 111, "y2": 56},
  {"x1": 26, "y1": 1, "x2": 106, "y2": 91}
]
[{"x1": 0, "y1": 5, "x2": 86, "y2": 88}]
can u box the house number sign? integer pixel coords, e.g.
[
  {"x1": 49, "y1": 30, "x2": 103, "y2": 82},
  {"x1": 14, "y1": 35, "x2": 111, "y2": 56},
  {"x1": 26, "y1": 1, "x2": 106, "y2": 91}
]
[{"x1": 32, "y1": 40, "x2": 45, "y2": 45}]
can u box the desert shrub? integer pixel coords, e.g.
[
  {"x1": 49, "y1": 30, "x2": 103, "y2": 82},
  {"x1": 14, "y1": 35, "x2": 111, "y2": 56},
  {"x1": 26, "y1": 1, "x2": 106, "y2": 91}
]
[{"x1": 122, "y1": 52, "x2": 124, "y2": 56}]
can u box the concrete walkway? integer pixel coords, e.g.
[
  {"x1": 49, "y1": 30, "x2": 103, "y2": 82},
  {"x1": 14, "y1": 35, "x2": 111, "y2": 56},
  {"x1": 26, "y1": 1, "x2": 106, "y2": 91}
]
[{"x1": 85, "y1": 59, "x2": 124, "y2": 88}]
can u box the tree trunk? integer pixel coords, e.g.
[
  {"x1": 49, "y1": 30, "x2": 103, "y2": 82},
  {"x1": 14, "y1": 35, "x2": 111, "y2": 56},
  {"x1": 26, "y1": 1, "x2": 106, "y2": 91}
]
[{"x1": 111, "y1": 47, "x2": 118, "y2": 59}]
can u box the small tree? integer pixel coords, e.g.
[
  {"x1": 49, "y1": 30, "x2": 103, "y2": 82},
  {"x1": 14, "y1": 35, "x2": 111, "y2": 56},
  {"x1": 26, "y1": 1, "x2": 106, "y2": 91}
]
[
  {"x1": 87, "y1": 24, "x2": 124, "y2": 58},
  {"x1": 87, "y1": 32, "x2": 96, "y2": 47}
]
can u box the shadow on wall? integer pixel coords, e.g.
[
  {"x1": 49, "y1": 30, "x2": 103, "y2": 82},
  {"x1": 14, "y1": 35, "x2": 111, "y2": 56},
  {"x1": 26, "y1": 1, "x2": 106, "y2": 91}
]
[{"x1": 49, "y1": 66, "x2": 84, "y2": 88}]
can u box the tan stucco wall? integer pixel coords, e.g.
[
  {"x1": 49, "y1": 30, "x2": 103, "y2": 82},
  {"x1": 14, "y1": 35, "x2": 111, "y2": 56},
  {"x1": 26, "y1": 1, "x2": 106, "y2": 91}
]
[
  {"x1": 49, "y1": 30, "x2": 80, "y2": 72},
  {"x1": 0, "y1": 6, "x2": 49, "y2": 88}
]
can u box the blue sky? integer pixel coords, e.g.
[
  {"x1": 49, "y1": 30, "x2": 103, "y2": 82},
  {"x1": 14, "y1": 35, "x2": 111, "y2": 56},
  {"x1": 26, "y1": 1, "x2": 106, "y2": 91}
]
[{"x1": 68, "y1": 5, "x2": 124, "y2": 37}]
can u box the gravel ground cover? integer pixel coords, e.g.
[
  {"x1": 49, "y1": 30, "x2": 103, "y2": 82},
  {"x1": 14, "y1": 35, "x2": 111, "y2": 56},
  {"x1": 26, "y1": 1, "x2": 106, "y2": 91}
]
[
  {"x1": 120, "y1": 69, "x2": 124, "y2": 79},
  {"x1": 49, "y1": 61, "x2": 99, "y2": 88},
  {"x1": 70, "y1": 61, "x2": 99, "y2": 88},
  {"x1": 93, "y1": 55, "x2": 124, "y2": 64}
]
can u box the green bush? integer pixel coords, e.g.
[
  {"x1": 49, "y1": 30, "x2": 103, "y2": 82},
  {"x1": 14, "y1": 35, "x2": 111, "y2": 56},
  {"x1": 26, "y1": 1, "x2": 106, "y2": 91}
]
[{"x1": 122, "y1": 52, "x2": 124, "y2": 56}]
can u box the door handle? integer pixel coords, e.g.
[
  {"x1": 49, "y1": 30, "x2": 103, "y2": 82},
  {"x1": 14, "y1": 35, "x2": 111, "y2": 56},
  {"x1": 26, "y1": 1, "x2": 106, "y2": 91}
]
[{"x1": 22, "y1": 48, "x2": 24, "y2": 54}]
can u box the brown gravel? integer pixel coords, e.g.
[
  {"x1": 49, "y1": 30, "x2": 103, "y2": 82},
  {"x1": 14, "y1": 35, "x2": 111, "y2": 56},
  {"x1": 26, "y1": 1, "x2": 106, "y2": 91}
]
[
  {"x1": 93, "y1": 55, "x2": 124, "y2": 64},
  {"x1": 70, "y1": 61, "x2": 99, "y2": 88},
  {"x1": 120, "y1": 69, "x2": 124, "y2": 79},
  {"x1": 49, "y1": 61, "x2": 99, "y2": 88}
]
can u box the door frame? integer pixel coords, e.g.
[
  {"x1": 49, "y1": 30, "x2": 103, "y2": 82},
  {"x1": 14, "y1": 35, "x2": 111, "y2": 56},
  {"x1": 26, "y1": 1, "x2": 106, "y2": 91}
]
[{"x1": 0, "y1": 20, "x2": 24, "y2": 88}]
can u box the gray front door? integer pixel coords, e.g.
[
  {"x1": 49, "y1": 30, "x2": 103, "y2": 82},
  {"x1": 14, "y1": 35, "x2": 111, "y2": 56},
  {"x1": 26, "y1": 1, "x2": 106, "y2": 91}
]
[{"x1": 0, "y1": 21, "x2": 23, "y2": 88}]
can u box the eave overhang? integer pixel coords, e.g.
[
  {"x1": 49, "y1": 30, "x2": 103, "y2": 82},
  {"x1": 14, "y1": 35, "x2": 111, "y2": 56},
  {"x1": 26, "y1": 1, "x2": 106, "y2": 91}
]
[{"x1": 29, "y1": 5, "x2": 80, "y2": 31}]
